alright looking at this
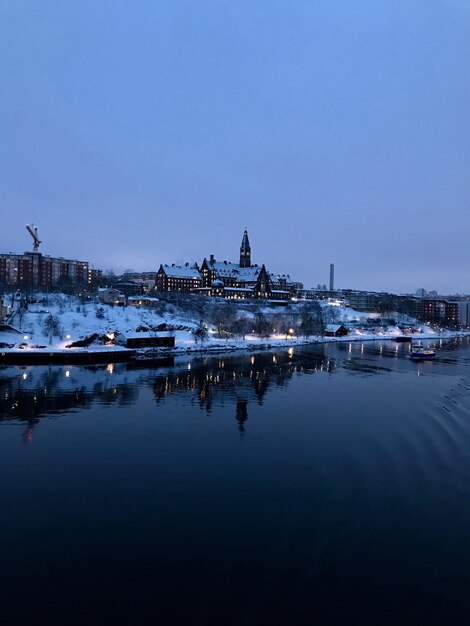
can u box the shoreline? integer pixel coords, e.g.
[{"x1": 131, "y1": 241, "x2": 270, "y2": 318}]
[
  {"x1": 1, "y1": 331, "x2": 468, "y2": 366},
  {"x1": 145, "y1": 330, "x2": 469, "y2": 358}
]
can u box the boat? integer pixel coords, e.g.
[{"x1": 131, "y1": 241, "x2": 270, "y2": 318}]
[{"x1": 409, "y1": 341, "x2": 436, "y2": 360}]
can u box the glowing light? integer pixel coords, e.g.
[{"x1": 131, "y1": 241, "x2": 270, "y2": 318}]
[
  {"x1": 65, "y1": 370, "x2": 70, "y2": 378},
  {"x1": 107, "y1": 363, "x2": 114, "y2": 374},
  {"x1": 22, "y1": 372, "x2": 27, "y2": 380},
  {"x1": 66, "y1": 335, "x2": 71, "y2": 339},
  {"x1": 23, "y1": 335, "x2": 28, "y2": 340}
]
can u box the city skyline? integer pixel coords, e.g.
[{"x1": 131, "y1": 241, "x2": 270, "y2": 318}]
[{"x1": 1, "y1": 1, "x2": 469, "y2": 293}]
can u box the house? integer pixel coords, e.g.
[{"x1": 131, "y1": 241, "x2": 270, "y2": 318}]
[
  {"x1": 108, "y1": 281, "x2": 144, "y2": 298},
  {"x1": 127, "y1": 296, "x2": 160, "y2": 308},
  {"x1": 324, "y1": 324, "x2": 348, "y2": 337},
  {"x1": 115, "y1": 332, "x2": 175, "y2": 349},
  {"x1": 122, "y1": 271, "x2": 156, "y2": 291},
  {"x1": 97, "y1": 288, "x2": 125, "y2": 305}
]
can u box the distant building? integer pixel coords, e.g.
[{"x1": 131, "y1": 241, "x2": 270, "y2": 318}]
[
  {"x1": 196, "y1": 231, "x2": 294, "y2": 301},
  {"x1": 115, "y1": 332, "x2": 175, "y2": 349},
  {"x1": 415, "y1": 288, "x2": 438, "y2": 298},
  {"x1": 324, "y1": 324, "x2": 348, "y2": 337},
  {"x1": 156, "y1": 264, "x2": 203, "y2": 292},
  {"x1": 0, "y1": 252, "x2": 88, "y2": 288},
  {"x1": 297, "y1": 289, "x2": 318, "y2": 300},
  {"x1": 97, "y1": 288, "x2": 125, "y2": 305},
  {"x1": 122, "y1": 271, "x2": 156, "y2": 291},
  {"x1": 458, "y1": 302, "x2": 470, "y2": 328},
  {"x1": 197, "y1": 259, "x2": 289, "y2": 301},
  {"x1": 88, "y1": 268, "x2": 103, "y2": 286},
  {"x1": 416, "y1": 299, "x2": 459, "y2": 328},
  {"x1": 108, "y1": 281, "x2": 144, "y2": 298},
  {"x1": 342, "y1": 291, "x2": 384, "y2": 312},
  {"x1": 156, "y1": 230, "x2": 298, "y2": 301},
  {"x1": 127, "y1": 296, "x2": 159, "y2": 308}
]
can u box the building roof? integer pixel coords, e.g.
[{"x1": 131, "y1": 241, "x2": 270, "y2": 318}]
[
  {"x1": 206, "y1": 260, "x2": 261, "y2": 283},
  {"x1": 116, "y1": 331, "x2": 172, "y2": 339},
  {"x1": 128, "y1": 296, "x2": 159, "y2": 302},
  {"x1": 224, "y1": 287, "x2": 254, "y2": 292},
  {"x1": 0, "y1": 324, "x2": 21, "y2": 335},
  {"x1": 208, "y1": 261, "x2": 240, "y2": 275},
  {"x1": 235, "y1": 267, "x2": 261, "y2": 282},
  {"x1": 270, "y1": 273, "x2": 293, "y2": 285},
  {"x1": 325, "y1": 324, "x2": 346, "y2": 332},
  {"x1": 159, "y1": 264, "x2": 202, "y2": 279}
]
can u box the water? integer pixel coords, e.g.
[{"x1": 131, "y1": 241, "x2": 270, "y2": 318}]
[{"x1": 2, "y1": 338, "x2": 470, "y2": 624}]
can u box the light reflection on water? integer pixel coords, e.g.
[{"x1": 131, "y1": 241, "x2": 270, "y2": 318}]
[{"x1": 1, "y1": 338, "x2": 470, "y2": 436}]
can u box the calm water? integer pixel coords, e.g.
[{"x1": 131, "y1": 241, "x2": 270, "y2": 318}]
[{"x1": 2, "y1": 338, "x2": 470, "y2": 624}]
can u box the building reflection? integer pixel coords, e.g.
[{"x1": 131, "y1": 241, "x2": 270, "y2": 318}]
[
  {"x1": 0, "y1": 337, "x2": 438, "y2": 441},
  {"x1": 0, "y1": 364, "x2": 145, "y2": 442},
  {"x1": 236, "y1": 400, "x2": 248, "y2": 433},
  {"x1": 151, "y1": 350, "x2": 309, "y2": 418}
]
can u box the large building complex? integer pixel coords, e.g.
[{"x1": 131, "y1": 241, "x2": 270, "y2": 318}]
[
  {"x1": 0, "y1": 252, "x2": 89, "y2": 288},
  {"x1": 156, "y1": 230, "x2": 300, "y2": 301}
]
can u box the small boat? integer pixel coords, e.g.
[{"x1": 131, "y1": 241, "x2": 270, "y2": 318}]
[{"x1": 409, "y1": 341, "x2": 436, "y2": 360}]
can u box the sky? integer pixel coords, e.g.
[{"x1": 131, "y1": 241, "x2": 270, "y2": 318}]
[{"x1": 1, "y1": 0, "x2": 469, "y2": 294}]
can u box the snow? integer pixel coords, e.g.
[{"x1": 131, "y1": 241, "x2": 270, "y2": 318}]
[
  {"x1": 116, "y1": 331, "x2": 172, "y2": 340},
  {"x1": 1, "y1": 293, "x2": 468, "y2": 359},
  {"x1": 159, "y1": 264, "x2": 202, "y2": 279},
  {"x1": 325, "y1": 324, "x2": 344, "y2": 332},
  {"x1": 128, "y1": 296, "x2": 159, "y2": 302},
  {"x1": 224, "y1": 287, "x2": 253, "y2": 292}
]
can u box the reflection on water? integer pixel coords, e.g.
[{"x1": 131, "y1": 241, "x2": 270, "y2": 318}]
[{"x1": 1, "y1": 337, "x2": 469, "y2": 442}]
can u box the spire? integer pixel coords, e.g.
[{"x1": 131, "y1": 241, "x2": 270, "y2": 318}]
[
  {"x1": 239, "y1": 229, "x2": 251, "y2": 267},
  {"x1": 241, "y1": 229, "x2": 250, "y2": 250}
]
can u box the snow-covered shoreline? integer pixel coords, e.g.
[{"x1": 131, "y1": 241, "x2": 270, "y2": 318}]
[
  {"x1": 135, "y1": 328, "x2": 470, "y2": 359},
  {"x1": 1, "y1": 331, "x2": 468, "y2": 365},
  {"x1": 2, "y1": 293, "x2": 467, "y2": 364}
]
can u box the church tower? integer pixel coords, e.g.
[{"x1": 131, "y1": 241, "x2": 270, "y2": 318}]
[{"x1": 239, "y1": 229, "x2": 251, "y2": 268}]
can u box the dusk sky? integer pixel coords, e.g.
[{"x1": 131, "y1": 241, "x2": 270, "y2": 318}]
[{"x1": 1, "y1": 1, "x2": 469, "y2": 293}]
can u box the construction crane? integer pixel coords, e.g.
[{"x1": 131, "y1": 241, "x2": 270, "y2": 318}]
[{"x1": 25, "y1": 223, "x2": 41, "y2": 252}]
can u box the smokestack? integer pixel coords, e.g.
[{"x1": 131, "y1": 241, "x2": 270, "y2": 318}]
[{"x1": 329, "y1": 263, "x2": 335, "y2": 291}]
